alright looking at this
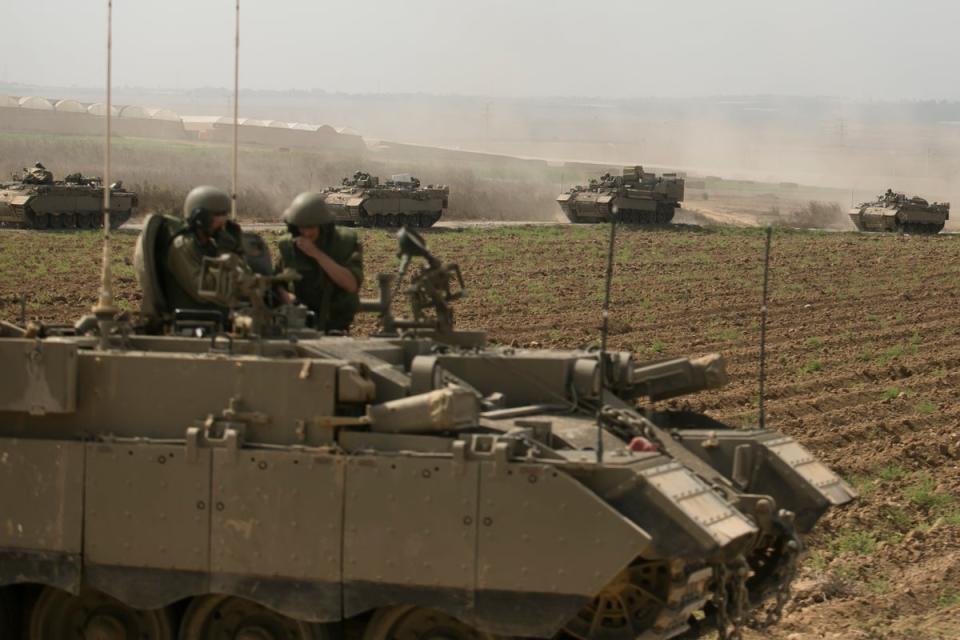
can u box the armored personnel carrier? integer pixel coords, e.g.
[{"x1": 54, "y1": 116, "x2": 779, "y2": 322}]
[
  {"x1": 558, "y1": 166, "x2": 685, "y2": 224},
  {"x1": 0, "y1": 225, "x2": 854, "y2": 639},
  {"x1": 322, "y1": 170, "x2": 448, "y2": 228},
  {"x1": 849, "y1": 189, "x2": 949, "y2": 234},
  {"x1": 0, "y1": 164, "x2": 138, "y2": 230}
]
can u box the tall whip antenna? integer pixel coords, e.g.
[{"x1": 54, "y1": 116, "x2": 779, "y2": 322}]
[
  {"x1": 596, "y1": 209, "x2": 619, "y2": 462},
  {"x1": 92, "y1": 0, "x2": 117, "y2": 346},
  {"x1": 231, "y1": 0, "x2": 240, "y2": 219},
  {"x1": 758, "y1": 225, "x2": 773, "y2": 429}
]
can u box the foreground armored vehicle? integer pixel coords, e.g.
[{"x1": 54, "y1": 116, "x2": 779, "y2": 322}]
[
  {"x1": 558, "y1": 165, "x2": 684, "y2": 224},
  {"x1": 0, "y1": 226, "x2": 854, "y2": 639},
  {"x1": 849, "y1": 189, "x2": 949, "y2": 234},
  {"x1": 0, "y1": 165, "x2": 137, "y2": 230},
  {"x1": 322, "y1": 170, "x2": 448, "y2": 228}
]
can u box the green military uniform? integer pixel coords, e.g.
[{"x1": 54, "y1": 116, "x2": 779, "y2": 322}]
[
  {"x1": 161, "y1": 186, "x2": 245, "y2": 316},
  {"x1": 164, "y1": 232, "x2": 227, "y2": 313},
  {"x1": 276, "y1": 227, "x2": 363, "y2": 332}
]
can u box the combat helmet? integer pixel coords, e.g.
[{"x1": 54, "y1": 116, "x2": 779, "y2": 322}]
[
  {"x1": 182, "y1": 185, "x2": 231, "y2": 231},
  {"x1": 282, "y1": 192, "x2": 334, "y2": 227}
]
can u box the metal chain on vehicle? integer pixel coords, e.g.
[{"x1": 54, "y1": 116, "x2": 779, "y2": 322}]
[
  {"x1": 732, "y1": 556, "x2": 750, "y2": 639},
  {"x1": 713, "y1": 557, "x2": 750, "y2": 640},
  {"x1": 712, "y1": 562, "x2": 730, "y2": 640},
  {"x1": 761, "y1": 532, "x2": 801, "y2": 628}
]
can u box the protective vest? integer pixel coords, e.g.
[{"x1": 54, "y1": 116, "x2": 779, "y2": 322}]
[{"x1": 276, "y1": 227, "x2": 363, "y2": 332}]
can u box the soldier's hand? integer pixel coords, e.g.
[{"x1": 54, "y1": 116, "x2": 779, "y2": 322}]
[{"x1": 294, "y1": 237, "x2": 324, "y2": 260}]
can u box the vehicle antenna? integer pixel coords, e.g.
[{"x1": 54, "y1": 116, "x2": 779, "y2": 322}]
[
  {"x1": 758, "y1": 225, "x2": 773, "y2": 429},
  {"x1": 231, "y1": 0, "x2": 240, "y2": 219},
  {"x1": 596, "y1": 207, "x2": 619, "y2": 462},
  {"x1": 92, "y1": 0, "x2": 117, "y2": 348}
]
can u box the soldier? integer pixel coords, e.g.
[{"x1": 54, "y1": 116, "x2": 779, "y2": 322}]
[
  {"x1": 275, "y1": 192, "x2": 363, "y2": 333},
  {"x1": 23, "y1": 162, "x2": 53, "y2": 184},
  {"x1": 164, "y1": 185, "x2": 244, "y2": 316}
]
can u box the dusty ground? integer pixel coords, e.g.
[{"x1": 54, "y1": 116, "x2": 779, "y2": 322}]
[{"x1": 1, "y1": 224, "x2": 958, "y2": 639}]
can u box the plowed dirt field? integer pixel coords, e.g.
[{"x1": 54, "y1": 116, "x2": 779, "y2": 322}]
[{"x1": 1, "y1": 224, "x2": 958, "y2": 639}]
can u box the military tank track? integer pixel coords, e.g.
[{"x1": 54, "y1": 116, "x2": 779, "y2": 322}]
[
  {"x1": 355, "y1": 210, "x2": 443, "y2": 229},
  {"x1": 613, "y1": 204, "x2": 676, "y2": 225},
  {"x1": 562, "y1": 561, "x2": 712, "y2": 640},
  {"x1": 897, "y1": 222, "x2": 945, "y2": 235},
  {"x1": 10, "y1": 209, "x2": 131, "y2": 230}
]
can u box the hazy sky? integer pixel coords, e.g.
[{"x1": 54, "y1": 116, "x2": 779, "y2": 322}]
[{"x1": 1, "y1": 0, "x2": 957, "y2": 100}]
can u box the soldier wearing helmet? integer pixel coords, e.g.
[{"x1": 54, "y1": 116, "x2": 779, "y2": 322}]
[
  {"x1": 275, "y1": 192, "x2": 363, "y2": 332},
  {"x1": 163, "y1": 185, "x2": 246, "y2": 315}
]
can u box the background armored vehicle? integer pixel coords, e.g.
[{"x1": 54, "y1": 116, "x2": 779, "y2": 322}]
[
  {"x1": 0, "y1": 226, "x2": 854, "y2": 639},
  {"x1": 0, "y1": 165, "x2": 137, "y2": 230},
  {"x1": 322, "y1": 170, "x2": 448, "y2": 228},
  {"x1": 558, "y1": 165, "x2": 685, "y2": 224},
  {"x1": 849, "y1": 189, "x2": 949, "y2": 234}
]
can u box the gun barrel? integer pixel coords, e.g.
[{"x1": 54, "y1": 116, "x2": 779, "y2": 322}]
[{"x1": 628, "y1": 353, "x2": 729, "y2": 401}]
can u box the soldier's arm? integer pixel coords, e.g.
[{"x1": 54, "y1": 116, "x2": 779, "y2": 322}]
[
  {"x1": 314, "y1": 252, "x2": 359, "y2": 293},
  {"x1": 295, "y1": 237, "x2": 360, "y2": 294}
]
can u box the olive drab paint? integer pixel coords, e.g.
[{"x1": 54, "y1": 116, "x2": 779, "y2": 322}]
[
  {"x1": 0, "y1": 166, "x2": 137, "y2": 230},
  {"x1": 322, "y1": 170, "x2": 449, "y2": 229},
  {"x1": 849, "y1": 188, "x2": 949, "y2": 234},
  {"x1": 0, "y1": 229, "x2": 855, "y2": 638},
  {"x1": 557, "y1": 165, "x2": 684, "y2": 225}
]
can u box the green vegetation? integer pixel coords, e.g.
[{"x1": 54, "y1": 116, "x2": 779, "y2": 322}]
[
  {"x1": 799, "y1": 358, "x2": 823, "y2": 375},
  {"x1": 904, "y1": 473, "x2": 954, "y2": 511},
  {"x1": 877, "y1": 464, "x2": 908, "y2": 482},
  {"x1": 832, "y1": 529, "x2": 877, "y2": 555},
  {"x1": 879, "y1": 504, "x2": 912, "y2": 530},
  {"x1": 881, "y1": 386, "x2": 906, "y2": 401},
  {"x1": 709, "y1": 327, "x2": 740, "y2": 342},
  {"x1": 866, "y1": 576, "x2": 892, "y2": 595},
  {"x1": 938, "y1": 590, "x2": 960, "y2": 609},
  {"x1": 915, "y1": 399, "x2": 936, "y2": 415}
]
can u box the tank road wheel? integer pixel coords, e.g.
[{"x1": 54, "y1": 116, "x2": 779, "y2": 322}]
[
  {"x1": 178, "y1": 595, "x2": 330, "y2": 640},
  {"x1": 384, "y1": 213, "x2": 397, "y2": 227},
  {"x1": 363, "y1": 606, "x2": 504, "y2": 640},
  {"x1": 33, "y1": 212, "x2": 50, "y2": 229},
  {"x1": 28, "y1": 587, "x2": 175, "y2": 640},
  {"x1": 373, "y1": 214, "x2": 386, "y2": 227},
  {"x1": 562, "y1": 563, "x2": 672, "y2": 640},
  {"x1": 396, "y1": 213, "x2": 407, "y2": 227}
]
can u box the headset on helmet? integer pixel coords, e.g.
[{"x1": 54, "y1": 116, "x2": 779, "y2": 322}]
[
  {"x1": 183, "y1": 185, "x2": 231, "y2": 234},
  {"x1": 282, "y1": 192, "x2": 334, "y2": 235}
]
